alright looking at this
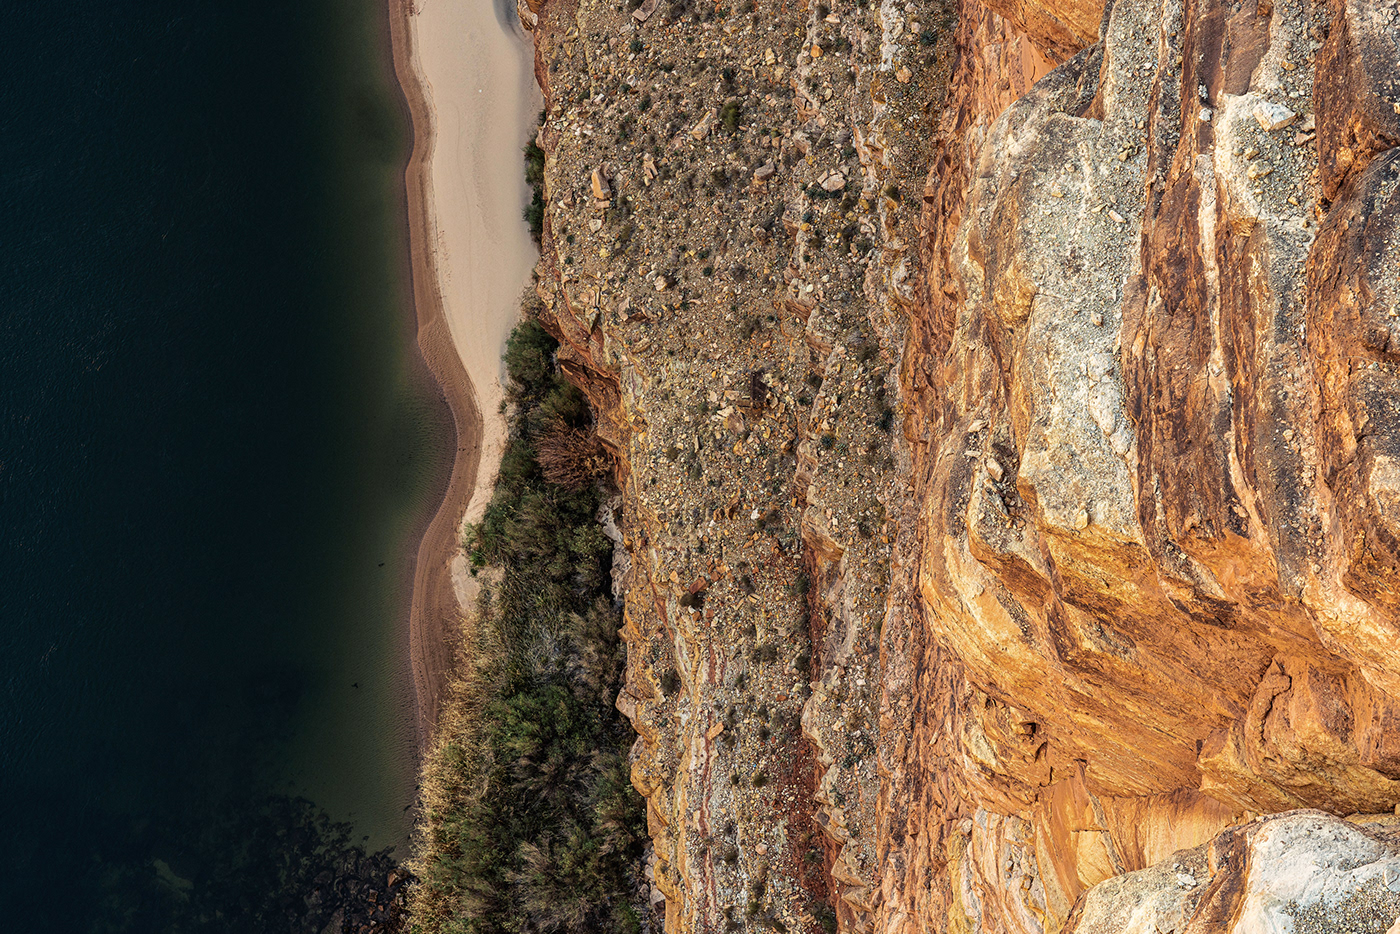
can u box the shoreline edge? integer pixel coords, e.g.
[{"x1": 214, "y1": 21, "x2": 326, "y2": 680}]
[{"x1": 387, "y1": 0, "x2": 480, "y2": 755}]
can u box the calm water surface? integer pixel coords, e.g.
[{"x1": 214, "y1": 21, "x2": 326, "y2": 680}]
[{"x1": 0, "y1": 0, "x2": 450, "y2": 926}]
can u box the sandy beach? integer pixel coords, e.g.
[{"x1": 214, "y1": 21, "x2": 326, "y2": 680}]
[{"x1": 388, "y1": 0, "x2": 540, "y2": 748}]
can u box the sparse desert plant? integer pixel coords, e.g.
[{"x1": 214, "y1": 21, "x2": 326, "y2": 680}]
[
  {"x1": 522, "y1": 138, "x2": 547, "y2": 243},
  {"x1": 720, "y1": 98, "x2": 743, "y2": 132},
  {"x1": 537, "y1": 422, "x2": 608, "y2": 490}
]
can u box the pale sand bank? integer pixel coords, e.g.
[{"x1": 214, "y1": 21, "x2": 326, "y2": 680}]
[{"x1": 389, "y1": 0, "x2": 540, "y2": 748}]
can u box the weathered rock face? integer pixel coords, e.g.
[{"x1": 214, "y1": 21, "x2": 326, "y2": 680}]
[
  {"x1": 898, "y1": 0, "x2": 1400, "y2": 924},
  {"x1": 519, "y1": 0, "x2": 1400, "y2": 924},
  {"x1": 522, "y1": 0, "x2": 946, "y2": 930},
  {"x1": 1065, "y1": 811, "x2": 1400, "y2": 933}
]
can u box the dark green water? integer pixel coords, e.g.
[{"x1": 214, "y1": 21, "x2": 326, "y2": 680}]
[{"x1": 0, "y1": 0, "x2": 451, "y2": 927}]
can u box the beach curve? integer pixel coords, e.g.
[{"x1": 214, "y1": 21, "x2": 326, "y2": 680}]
[{"x1": 387, "y1": 0, "x2": 540, "y2": 750}]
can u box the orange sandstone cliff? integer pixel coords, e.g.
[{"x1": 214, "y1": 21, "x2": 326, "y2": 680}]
[{"x1": 517, "y1": 0, "x2": 1400, "y2": 925}]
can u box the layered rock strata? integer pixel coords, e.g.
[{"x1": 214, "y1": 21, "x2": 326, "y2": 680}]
[
  {"x1": 515, "y1": 0, "x2": 1400, "y2": 925},
  {"x1": 898, "y1": 0, "x2": 1400, "y2": 924}
]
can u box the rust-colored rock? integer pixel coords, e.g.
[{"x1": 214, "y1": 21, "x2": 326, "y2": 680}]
[
  {"x1": 513, "y1": 0, "x2": 1400, "y2": 924},
  {"x1": 974, "y1": 0, "x2": 1102, "y2": 62},
  {"x1": 897, "y1": 0, "x2": 1400, "y2": 923}
]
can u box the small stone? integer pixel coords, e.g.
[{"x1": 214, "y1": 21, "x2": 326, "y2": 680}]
[
  {"x1": 810, "y1": 44, "x2": 823, "y2": 58},
  {"x1": 754, "y1": 161, "x2": 776, "y2": 181},
  {"x1": 1091, "y1": 312, "x2": 1104, "y2": 326},
  {"x1": 1108, "y1": 209, "x2": 1125, "y2": 224},
  {"x1": 1253, "y1": 100, "x2": 1298, "y2": 131},
  {"x1": 819, "y1": 170, "x2": 846, "y2": 192},
  {"x1": 755, "y1": 843, "x2": 769, "y2": 855},
  {"x1": 895, "y1": 65, "x2": 913, "y2": 83},
  {"x1": 1075, "y1": 509, "x2": 1090, "y2": 530},
  {"x1": 591, "y1": 167, "x2": 611, "y2": 200},
  {"x1": 764, "y1": 47, "x2": 776, "y2": 65},
  {"x1": 986, "y1": 458, "x2": 1004, "y2": 482}
]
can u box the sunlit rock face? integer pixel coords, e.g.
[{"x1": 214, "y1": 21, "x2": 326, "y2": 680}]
[
  {"x1": 1065, "y1": 811, "x2": 1400, "y2": 934},
  {"x1": 898, "y1": 0, "x2": 1400, "y2": 925},
  {"x1": 523, "y1": 0, "x2": 1400, "y2": 923}
]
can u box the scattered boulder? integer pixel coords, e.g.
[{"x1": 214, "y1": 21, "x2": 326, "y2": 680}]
[{"x1": 1253, "y1": 99, "x2": 1298, "y2": 131}]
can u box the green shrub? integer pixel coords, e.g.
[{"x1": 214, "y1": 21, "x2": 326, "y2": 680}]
[
  {"x1": 523, "y1": 192, "x2": 545, "y2": 242},
  {"x1": 720, "y1": 98, "x2": 743, "y2": 133},
  {"x1": 523, "y1": 138, "x2": 547, "y2": 244},
  {"x1": 409, "y1": 319, "x2": 643, "y2": 934}
]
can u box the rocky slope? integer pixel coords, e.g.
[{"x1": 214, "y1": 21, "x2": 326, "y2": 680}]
[{"x1": 514, "y1": 0, "x2": 1400, "y2": 926}]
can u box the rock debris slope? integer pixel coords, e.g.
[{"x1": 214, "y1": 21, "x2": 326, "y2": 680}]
[{"x1": 515, "y1": 0, "x2": 1400, "y2": 924}]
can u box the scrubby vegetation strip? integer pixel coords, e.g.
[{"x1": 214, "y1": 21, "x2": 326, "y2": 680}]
[{"x1": 408, "y1": 314, "x2": 645, "y2": 934}]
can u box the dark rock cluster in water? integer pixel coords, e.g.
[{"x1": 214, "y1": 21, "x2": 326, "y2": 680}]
[{"x1": 78, "y1": 794, "x2": 412, "y2": 934}]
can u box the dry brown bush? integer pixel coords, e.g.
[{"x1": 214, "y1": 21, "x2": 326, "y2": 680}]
[{"x1": 536, "y1": 422, "x2": 608, "y2": 490}]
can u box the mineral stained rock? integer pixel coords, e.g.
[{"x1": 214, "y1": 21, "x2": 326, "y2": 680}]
[
  {"x1": 519, "y1": 0, "x2": 1400, "y2": 923},
  {"x1": 1064, "y1": 811, "x2": 1400, "y2": 934}
]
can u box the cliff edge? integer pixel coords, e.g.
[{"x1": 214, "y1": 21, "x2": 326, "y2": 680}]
[{"x1": 516, "y1": 0, "x2": 1400, "y2": 925}]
